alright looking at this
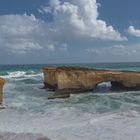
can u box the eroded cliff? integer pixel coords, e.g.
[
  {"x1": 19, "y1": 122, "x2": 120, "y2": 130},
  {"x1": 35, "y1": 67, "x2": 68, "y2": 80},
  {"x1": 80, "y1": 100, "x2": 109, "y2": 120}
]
[
  {"x1": 43, "y1": 67, "x2": 140, "y2": 99},
  {"x1": 0, "y1": 78, "x2": 5, "y2": 105}
]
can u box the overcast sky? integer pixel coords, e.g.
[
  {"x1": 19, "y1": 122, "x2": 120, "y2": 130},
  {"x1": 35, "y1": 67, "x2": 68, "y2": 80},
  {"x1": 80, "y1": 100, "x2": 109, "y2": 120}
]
[{"x1": 0, "y1": 0, "x2": 140, "y2": 64}]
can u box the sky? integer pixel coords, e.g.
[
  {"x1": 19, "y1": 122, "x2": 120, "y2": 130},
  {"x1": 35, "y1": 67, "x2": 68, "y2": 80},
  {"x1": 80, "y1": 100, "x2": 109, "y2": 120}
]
[{"x1": 0, "y1": 0, "x2": 140, "y2": 64}]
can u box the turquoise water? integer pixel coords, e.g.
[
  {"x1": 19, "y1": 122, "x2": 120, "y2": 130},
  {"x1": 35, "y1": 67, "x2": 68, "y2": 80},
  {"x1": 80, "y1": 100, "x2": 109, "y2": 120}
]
[{"x1": 0, "y1": 63, "x2": 140, "y2": 140}]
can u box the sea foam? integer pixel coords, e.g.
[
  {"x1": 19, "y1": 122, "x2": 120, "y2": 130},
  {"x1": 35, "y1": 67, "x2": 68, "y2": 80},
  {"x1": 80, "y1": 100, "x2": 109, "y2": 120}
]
[
  {"x1": 1, "y1": 71, "x2": 43, "y2": 81},
  {"x1": 0, "y1": 65, "x2": 140, "y2": 140}
]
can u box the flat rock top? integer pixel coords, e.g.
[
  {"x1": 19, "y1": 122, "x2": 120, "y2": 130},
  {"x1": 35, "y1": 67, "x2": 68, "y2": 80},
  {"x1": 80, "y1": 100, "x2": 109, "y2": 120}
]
[
  {"x1": 43, "y1": 66, "x2": 97, "y2": 71},
  {"x1": 43, "y1": 66, "x2": 140, "y2": 73}
]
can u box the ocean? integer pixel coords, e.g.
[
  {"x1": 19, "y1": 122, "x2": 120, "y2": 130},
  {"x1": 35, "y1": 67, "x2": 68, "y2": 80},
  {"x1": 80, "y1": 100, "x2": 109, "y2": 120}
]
[{"x1": 0, "y1": 63, "x2": 140, "y2": 140}]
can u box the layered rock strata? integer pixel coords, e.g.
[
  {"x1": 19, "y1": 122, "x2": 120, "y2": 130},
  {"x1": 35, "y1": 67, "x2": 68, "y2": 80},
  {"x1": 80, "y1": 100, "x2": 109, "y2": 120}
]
[{"x1": 43, "y1": 67, "x2": 140, "y2": 99}]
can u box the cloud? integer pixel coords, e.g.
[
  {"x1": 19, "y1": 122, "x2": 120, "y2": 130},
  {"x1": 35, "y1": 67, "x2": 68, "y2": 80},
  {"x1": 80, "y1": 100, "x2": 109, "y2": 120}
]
[
  {"x1": 40, "y1": 0, "x2": 126, "y2": 41},
  {"x1": 38, "y1": 6, "x2": 52, "y2": 14},
  {"x1": 85, "y1": 43, "x2": 140, "y2": 62},
  {"x1": 86, "y1": 44, "x2": 140, "y2": 57},
  {"x1": 86, "y1": 48, "x2": 100, "y2": 55},
  {"x1": 0, "y1": 14, "x2": 44, "y2": 54},
  {"x1": 0, "y1": 14, "x2": 58, "y2": 54},
  {"x1": 0, "y1": 0, "x2": 126, "y2": 54},
  {"x1": 127, "y1": 26, "x2": 140, "y2": 37}
]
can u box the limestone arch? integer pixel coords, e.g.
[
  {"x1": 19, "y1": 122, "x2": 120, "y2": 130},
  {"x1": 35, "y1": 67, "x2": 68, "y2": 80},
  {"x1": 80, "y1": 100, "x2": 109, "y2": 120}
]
[{"x1": 94, "y1": 80, "x2": 127, "y2": 91}]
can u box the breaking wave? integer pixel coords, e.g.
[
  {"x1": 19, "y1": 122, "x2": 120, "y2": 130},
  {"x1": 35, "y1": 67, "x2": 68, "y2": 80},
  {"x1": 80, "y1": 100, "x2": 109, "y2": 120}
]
[
  {"x1": 0, "y1": 63, "x2": 140, "y2": 139},
  {"x1": 1, "y1": 70, "x2": 43, "y2": 82}
]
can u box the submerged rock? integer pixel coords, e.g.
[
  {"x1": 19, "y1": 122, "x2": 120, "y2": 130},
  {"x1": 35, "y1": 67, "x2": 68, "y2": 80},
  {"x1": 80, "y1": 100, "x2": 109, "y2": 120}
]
[
  {"x1": 0, "y1": 132, "x2": 49, "y2": 140},
  {"x1": 43, "y1": 67, "x2": 140, "y2": 99}
]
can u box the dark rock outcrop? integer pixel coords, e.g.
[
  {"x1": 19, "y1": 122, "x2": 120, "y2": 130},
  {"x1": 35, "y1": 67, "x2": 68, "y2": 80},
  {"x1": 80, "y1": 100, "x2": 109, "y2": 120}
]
[
  {"x1": 0, "y1": 132, "x2": 49, "y2": 140},
  {"x1": 43, "y1": 67, "x2": 140, "y2": 99}
]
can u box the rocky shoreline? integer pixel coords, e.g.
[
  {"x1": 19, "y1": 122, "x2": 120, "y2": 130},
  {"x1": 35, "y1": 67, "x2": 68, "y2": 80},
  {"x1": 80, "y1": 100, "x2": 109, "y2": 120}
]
[{"x1": 43, "y1": 67, "x2": 140, "y2": 99}]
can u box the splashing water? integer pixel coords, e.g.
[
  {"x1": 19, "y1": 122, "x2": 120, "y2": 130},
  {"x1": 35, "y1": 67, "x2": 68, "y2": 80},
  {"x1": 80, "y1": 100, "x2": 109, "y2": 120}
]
[{"x1": 0, "y1": 63, "x2": 140, "y2": 140}]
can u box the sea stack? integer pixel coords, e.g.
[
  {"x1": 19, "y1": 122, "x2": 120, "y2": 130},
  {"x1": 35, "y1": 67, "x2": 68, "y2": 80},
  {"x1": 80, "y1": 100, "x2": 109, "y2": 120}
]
[
  {"x1": 0, "y1": 78, "x2": 5, "y2": 105},
  {"x1": 43, "y1": 67, "x2": 140, "y2": 99}
]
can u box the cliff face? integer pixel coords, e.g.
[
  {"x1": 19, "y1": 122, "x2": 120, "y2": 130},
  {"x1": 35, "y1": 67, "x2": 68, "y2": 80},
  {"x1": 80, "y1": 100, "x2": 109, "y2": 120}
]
[
  {"x1": 43, "y1": 67, "x2": 57, "y2": 90},
  {"x1": 43, "y1": 67, "x2": 140, "y2": 99},
  {"x1": 0, "y1": 78, "x2": 5, "y2": 105}
]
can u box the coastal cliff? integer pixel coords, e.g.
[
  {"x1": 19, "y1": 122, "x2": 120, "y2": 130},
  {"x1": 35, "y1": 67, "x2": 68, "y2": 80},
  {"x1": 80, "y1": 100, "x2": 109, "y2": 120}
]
[
  {"x1": 43, "y1": 67, "x2": 140, "y2": 99},
  {"x1": 0, "y1": 78, "x2": 5, "y2": 105}
]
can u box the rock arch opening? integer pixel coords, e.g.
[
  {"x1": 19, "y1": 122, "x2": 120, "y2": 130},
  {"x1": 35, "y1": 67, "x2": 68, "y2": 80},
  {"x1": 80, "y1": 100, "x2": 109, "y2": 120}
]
[{"x1": 94, "y1": 81, "x2": 128, "y2": 93}]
